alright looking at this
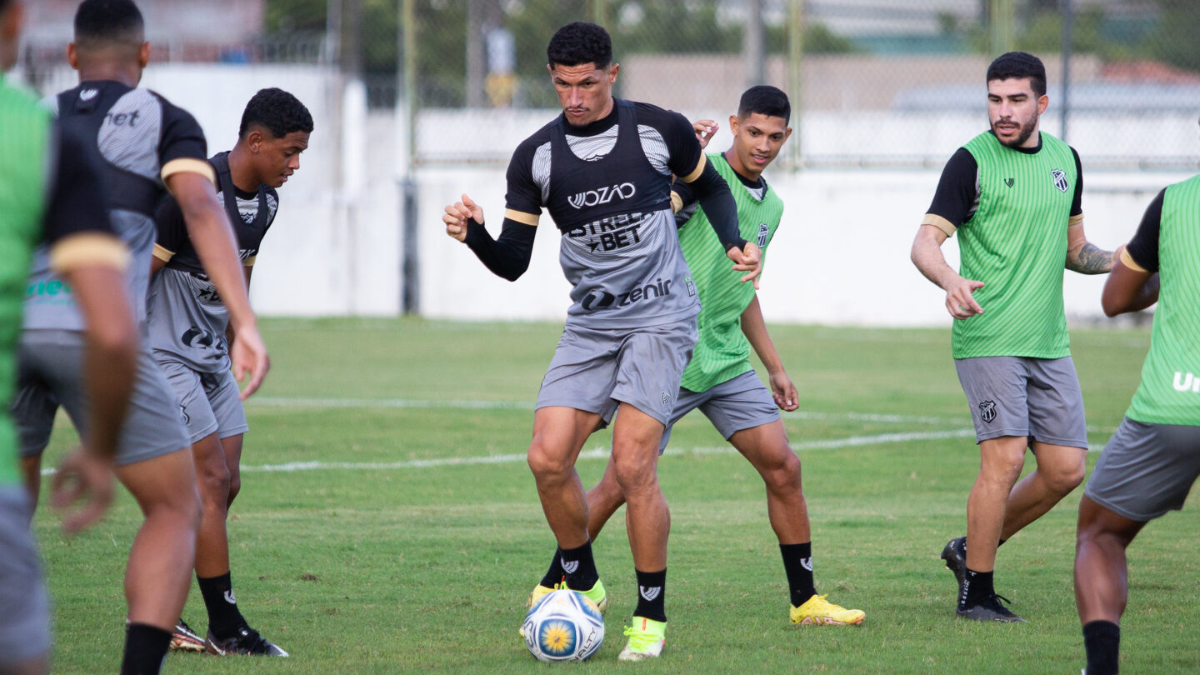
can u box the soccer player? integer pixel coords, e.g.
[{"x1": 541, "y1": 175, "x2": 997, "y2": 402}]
[
  {"x1": 443, "y1": 22, "x2": 760, "y2": 661},
  {"x1": 527, "y1": 86, "x2": 865, "y2": 628},
  {"x1": 910, "y1": 51, "x2": 1116, "y2": 623},
  {"x1": 14, "y1": 0, "x2": 269, "y2": 671},
  {"x1": 147, "y1": 88, "x2": 311, "y2": 657},
  {"x1": 0, "y1": 2, "x2": 140, "y2": 673},
  {"x1": 1074, "y1": 168, "x2": 1199, "y2": 675}
]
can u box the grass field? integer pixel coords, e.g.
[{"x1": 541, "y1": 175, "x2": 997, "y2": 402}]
[{"x1": 31, "y1": 319, "x2": 1200, "y2": 674}]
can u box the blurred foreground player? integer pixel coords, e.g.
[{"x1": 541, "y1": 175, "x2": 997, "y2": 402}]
[
  {"x1": 0, "y1": 1, "x2": 139, "y2": 673},
  {"x1": 910, "y1": 52, "x2": 1115, "y2": 622},
  {"x1": 530, "y1": 86, "x2": 864, "y2": 628},
  {"x1": 149, "y1": 88, "x2": 311, "y2": 657},
  {"x1": 444, "y1": 22, "x2": 759, "y2": 661},
  {"x1": 14, "y1": 0, "x2": 269, "y2": 671},
  {"x1": 1074, "y1": 159, "x2": 1200, "y2": 675}
]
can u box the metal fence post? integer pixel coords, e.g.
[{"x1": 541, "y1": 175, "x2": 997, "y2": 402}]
[
  {"x1": 399, "y1": 0, "x2": 419, "y2": 315},
  {"x1": 1060, "y1": 0, "x2": 1072, "y2": 143},
  {"x1": 788, "y1": 0, "x2": 804, "y2": 171}
]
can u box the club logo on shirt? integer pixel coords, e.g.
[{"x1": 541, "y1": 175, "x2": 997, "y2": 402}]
[
  {"x1": 978, "y1": 400, "x2": 997, "y2": 424},
  {"x1": 757, "y1": 223, "x2": 769, "y2": 248},
  {"x1": 1051, "y1": 169, "x2": 1069, "y2": 193},
  {"x1": 79, "y1": 88, "x2": 99, "y2": 102},
  {"x1": 567, "y1": 182, "x2": 636, "y2": 210},
  {"x1": 1004, "y1": 178, "x2": 1014, "y2": 188}
]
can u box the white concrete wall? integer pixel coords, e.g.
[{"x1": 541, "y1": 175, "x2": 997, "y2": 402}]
[{"x1": 418, "y1": 164, "x2": 1186, "y2": 328}]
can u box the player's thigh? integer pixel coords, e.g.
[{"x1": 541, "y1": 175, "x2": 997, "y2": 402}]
[
  {"x1": 0, "y1": 489, "x2": 50, "y2": 669},
  {"x1": 703, "y1": 371, "x2": 786, "y2": 462},
  {"x1": 954, "y1": 356, "x2": 1030, "y2": 444},
  {"x1": 531, "y1": 406, "x2": 605, "y2": 467},
  {"x1": 157, "y1": 358, "x2": 220, "y2": 447},
  {"x1": 1026, "y1": 356, "x2": 1088, "y2": 450},
  {"x1": 536, "y1": 325, "x2": 623, "y2": 427},
  {"x1": 221, "y1": 434, "x2": 244, "y2": 490},
  {"x1": 610, "y1": 403, "x2": 666, "y2": 471},
  {"x1": 115, "y1": 448, "x2": 200, "y2": 518},
  {"x1": 611, "y1": 319, "x2": 698, "y2": 429},
  {"x1": 202, "y1": 370, "x2": 249, "y2": 441},
  {"x1": 1084, "y1": 418, "x2": 1200, "y2": 522},
  {"x1": 1077, "y1": 496, "x2": 1146, "y2": 548}
]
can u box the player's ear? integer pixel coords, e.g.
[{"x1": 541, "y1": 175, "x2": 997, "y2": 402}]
[
  {"x1": 66, "y1": 43, "x2": 79, "y2": 70},
  {"x1": 728, "y1": 114, "x2": 739, "y2": 136},
  {"x1": 138, "y1": 41, "x2": 150, "y2": 69},
  {"x1": 608, "y1": 63, "x2": 619, "y2": 83}
]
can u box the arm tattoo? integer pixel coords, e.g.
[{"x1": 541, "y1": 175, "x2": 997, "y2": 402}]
[{"x1": 1067, "y1": 242, "x2": 1114, "y2": 275}]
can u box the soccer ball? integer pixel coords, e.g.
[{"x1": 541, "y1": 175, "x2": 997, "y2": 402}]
[{"x1": 521, "y1": 589, "x2": 605, "y2": 662}]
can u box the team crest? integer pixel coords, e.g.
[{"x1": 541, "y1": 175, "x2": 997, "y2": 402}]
[
  {"x1": 757, "y1": 223, "x2": 769, "y2": 248},
  {"x1": 1051, "y1": 169, "x2": 1069, "y2": 193},
  {"x1": 978, "y1": 400, "x2": 997, "y2": 424}
]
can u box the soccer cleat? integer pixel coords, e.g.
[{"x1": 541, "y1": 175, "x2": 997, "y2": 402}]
[
  {"x1": 204, "y1": 626, "x2": 288, "y2": 656},
  {"x1": 941, "y1": 536, "x2": 967, "y2": 591},
  {"x1": 956, "y1": 593, "x2": 1026, "y2": 623},
  {"x1": 570, "y1": 579, "x2": 607, "y2": 616},
  {"x1": 789, "y1": 594, "x2": 865, "y2": 626},
  {"x1": 169, "y1": 619, "x2": 205, "y2": 652},
  {"x1": 618, "y1": 617, "x2": 666, "y2": 661},
  {"x1": 526, "y1": 583, "x2": 560, "y2": 611}
]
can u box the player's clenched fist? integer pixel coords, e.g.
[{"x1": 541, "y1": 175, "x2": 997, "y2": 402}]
[{"x1": 444, "y1": 193, "x2": 485, "y2": 242}]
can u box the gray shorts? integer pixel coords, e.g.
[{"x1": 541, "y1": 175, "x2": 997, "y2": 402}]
[
  {"x1": 659, "y1": 370, "x2": 780, "y2": 453},
  {"x1": 14, "y1": 331, "x2": 191, "y2": 466},
  {"x1": 536, "y1": 319, "x2": 699, "y2": 427},
  {"x1": 954, "y1": 355, "x2": 1088, "y2": 448},
  {"x1": 0, "y1": 488, "x2": 50, "y2": 666},
  {"x1": 1085, "y1": 418, "x2": 1200, "y2": 522},
  {"x1": 156, "y1": 357, "x2": 248, "y2": 444}
]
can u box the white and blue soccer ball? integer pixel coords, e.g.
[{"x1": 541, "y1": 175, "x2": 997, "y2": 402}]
[{"x1": 522, "y1": 589, "x2": 605, "y2": 662}]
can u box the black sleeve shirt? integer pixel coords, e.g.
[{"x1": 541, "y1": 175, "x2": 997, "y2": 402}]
[{"x1": 1125, "y1": 188, "x2": 1166, "y2": 273}]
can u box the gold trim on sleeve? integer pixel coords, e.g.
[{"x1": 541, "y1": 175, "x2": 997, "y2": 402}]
[
  {"x1": 504, "y1": 209, "x2": 540, "y2": 226},
  {"x1": 678, "y1": 153, "x2": 707, "y2": 183},
  {"x1": 49, "y1": 233, "x2": 130, "y2": 273},
  {"x1": 161, "y1": 158, "x2": 216, "y2": 188},
  {"x1": 153, "y1": 243, "x2": 175, "y2": 263},
  {"x1": 1120, "y1": 248, "x2": 1148, "y2": 273},
  {"x1": 670, "y1": 191, "x2": 683, "y2": 214},
  {"x1": 921, "y1": 213, "x2": 957, "y2": 236},
  {"x1": 1069, "y1": 214, "x2": 1084, "y2": 227},
  {"x1": 243, "y1": 255, "x2": 257, "y2": 268}
]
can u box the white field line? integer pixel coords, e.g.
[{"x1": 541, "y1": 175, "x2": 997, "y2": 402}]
[{"x1": 245, "y1": 396, "x2": 1117, "y2": 434}]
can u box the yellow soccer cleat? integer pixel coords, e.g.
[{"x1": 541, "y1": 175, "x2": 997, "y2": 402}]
[
  {"x1": 572, "y1": 579, "x2": 607, "y2": 616},
  {"x1": 618, "y1": 616, "x2": 666, "y2": 661},
  {"x1": 789, "y1": 594, "x2": 865, "y2": 626},
  {"x1": 526, "y1": 583, "x2": 560, "y2": 611}
]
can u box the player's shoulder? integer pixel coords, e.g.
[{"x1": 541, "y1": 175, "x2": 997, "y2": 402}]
[
  {"x1": 629, "y1": 100, "x2": 689, "y2": 129},
  {"x1": 509, "y1": 118, "x2": 556, "y2": 171},
  {"x1": 144, "y1": 89, "x2": 202, "y2": 127}
]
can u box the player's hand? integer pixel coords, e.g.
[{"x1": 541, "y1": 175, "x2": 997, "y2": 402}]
[
  {"x1": 444, "y1": 193, "x2": 485, "y2": 242},
  {"x1": 769, "y1": 370, "x2": 799, "y2": 411},
  {"x1": 692, "y1": 119, "x2": 718, "y2": 149},
  {"x1": 50, "y1": 448, "x2": 115, "y2": 534},
  {"x1": 230, "y1": 322, "x2": 270, "y2": 400},
  {"x1": 945, "y1": 276, "x2": 985, "y2": 319},
  {"x1": 727, "y1": 241, "x2": 762, "y2": 289}
]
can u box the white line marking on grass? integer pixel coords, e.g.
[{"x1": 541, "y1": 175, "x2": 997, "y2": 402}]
[
  {"x1": 236, "y1": 428, "x2": 979, "y2": 474},
  {"x1": 247, "y1": 397, "x2": 969, "y2": 425}
]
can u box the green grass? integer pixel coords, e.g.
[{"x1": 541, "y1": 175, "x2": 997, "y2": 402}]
[{"x1": 32, "y1": 319, "x2": 1199, "y2": 674}]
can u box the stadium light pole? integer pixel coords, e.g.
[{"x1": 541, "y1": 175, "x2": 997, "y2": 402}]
[
  {"x1": 398, "y1": 0, "x2": 419, "y2": 315},
  {"x1": 787, "y1": 0, "x2": 803, "y2": 171},
  {"x1": 1060, "y1": 0, "x2": 1072, "y2": 143},
  {"x1": 744, "y1": 0, "x2": 765, "y2": 88},
  {"x1": 989, "y1": 0, "x2": 1014, "y2": 56}
]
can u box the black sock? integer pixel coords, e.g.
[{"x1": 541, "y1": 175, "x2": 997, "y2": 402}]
[
  {"x1": 559, "y1": 541, "x2": 599, "y2": 591},
  {"x1": 540, "y1": 547, "x2": 564, "y2": 588},
  {"x1": 1083, "y1": 620, "x2": 1121, "y2": 675},
  {"x1": 780, "y1": 542, "x2": 816, "y2": 607},
  {"x1": 634, "y1": 568, "x2": 667, "y2": 623},
  {"x1": 960, "y1": 567, "x2": 995, "y2": 609},
  {"x1": 198, "y1": 572, "x2": 248, "y2": 639},
  {"x1": 120, "y1": 623, "x2": 171, "y2": 675}
]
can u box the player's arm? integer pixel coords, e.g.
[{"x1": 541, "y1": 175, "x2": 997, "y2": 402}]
[
  {"x1": 166, "y1": 170, "x2": 269, "y2": 398},
  {"x1": 444, "y1": 143, "x2": 540, "y2": 281},
  {"x1": 911, "y1": 148, "x2": 986, "y2": 320},
  {"x1": 1063, "y1": 150, "x2": 1116, "y2": 275},
  {"x1": 42, "y1": 123, "x2": 138, "y2": 533},
  {"x1": 1102, "y1": 189, "x2": 1164, "y2": 316},
  {"x1": 740, "y1": 295, "x2": 797, "y2": 411},
  {"x1": 669, "y1": 115, "x2": 761, "y2": 286}
]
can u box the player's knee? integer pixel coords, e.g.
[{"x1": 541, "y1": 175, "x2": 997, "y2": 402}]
[
  {"x1": 981, "y1": 454, "x2": 1025, "y2": 484},
  {"x1": 197, "y1": 463, "x2": 232, "y2": 506},
  {"x1": 527, "y1": 441, "x2": 572, "y2": 484},
  {"x1": 1047, "y1": 464, "x2": 1085, "y2": 496},
  {"x1": 226, "y1": 474, "x2": 242, "y2": 505},
  {"x1": 611, "y1": 454, "x2": 656, "y2": 495},
  {"x1": 761, "y1": 450, "x2": 802, "y2": 493}
]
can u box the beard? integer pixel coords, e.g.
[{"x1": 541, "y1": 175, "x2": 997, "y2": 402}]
[{"x1": 991, "y1": 114, "x2": 1038, "y2": 148}]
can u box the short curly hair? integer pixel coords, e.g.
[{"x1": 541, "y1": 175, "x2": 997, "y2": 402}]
[
  {"x1": 987, "y1": 51, "x2": 1047, "y2": 98},
  {"x1": 547, "y1": 22, "x2": 612, "y2": 69},
  {"x1": 238, "y1": 88, "x2": 314, "y2": 140}
]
